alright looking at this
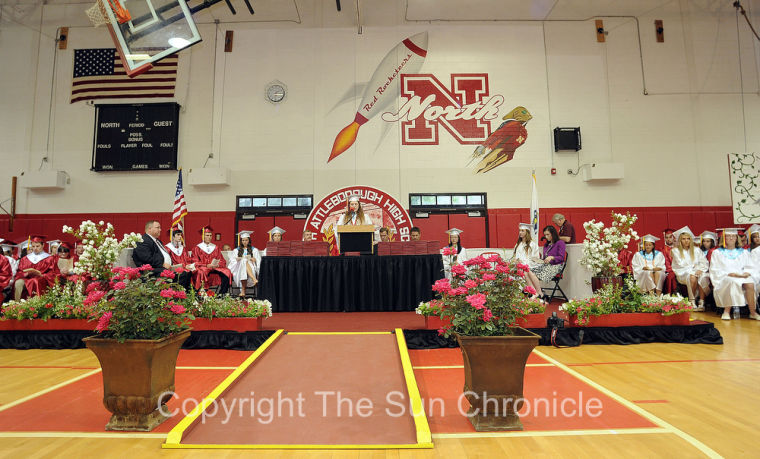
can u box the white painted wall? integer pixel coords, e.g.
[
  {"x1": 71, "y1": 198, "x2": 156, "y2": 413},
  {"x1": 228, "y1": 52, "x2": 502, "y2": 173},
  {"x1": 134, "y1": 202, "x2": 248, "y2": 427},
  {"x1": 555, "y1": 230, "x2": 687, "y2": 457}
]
[{"x1": 1, "y1": 0, "x2": 758, "y2": 213}]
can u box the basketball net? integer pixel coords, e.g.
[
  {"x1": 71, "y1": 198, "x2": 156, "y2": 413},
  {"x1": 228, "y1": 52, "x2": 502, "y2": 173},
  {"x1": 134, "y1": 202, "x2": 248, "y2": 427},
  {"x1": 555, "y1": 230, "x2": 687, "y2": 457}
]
[{"x1": 85, "y1": 0, "x2": 131, "y2": 27}]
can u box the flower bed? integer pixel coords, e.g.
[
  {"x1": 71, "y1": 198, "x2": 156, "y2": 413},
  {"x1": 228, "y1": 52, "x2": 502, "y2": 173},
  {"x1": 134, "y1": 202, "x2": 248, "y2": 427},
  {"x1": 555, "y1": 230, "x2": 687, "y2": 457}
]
[
  {"x1": 0, "y1": 319, "x2": 93, "y2": 331},
  {"x1": 561, "y1": 277, "x2": 693, "y2": 327},
  {"x1": 0, "y1": 317, "x2": 267, "y2": 332},
  {"x1": 568, "y1": 312, "x2": 690, "y2": 328}
]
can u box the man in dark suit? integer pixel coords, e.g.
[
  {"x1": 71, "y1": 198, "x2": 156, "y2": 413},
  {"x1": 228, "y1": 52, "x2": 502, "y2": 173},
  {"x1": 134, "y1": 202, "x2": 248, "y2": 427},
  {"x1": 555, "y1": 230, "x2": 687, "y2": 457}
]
[{"x1": 133, "y1": 220, "x2": 191, "y2": 289}]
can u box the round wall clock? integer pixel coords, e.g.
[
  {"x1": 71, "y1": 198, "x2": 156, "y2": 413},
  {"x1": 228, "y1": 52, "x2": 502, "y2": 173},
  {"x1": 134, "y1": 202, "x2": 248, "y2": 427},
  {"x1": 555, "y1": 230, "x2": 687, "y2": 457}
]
[{"x1": 265, "y1": 81, "x2": 287, "y2": 104}]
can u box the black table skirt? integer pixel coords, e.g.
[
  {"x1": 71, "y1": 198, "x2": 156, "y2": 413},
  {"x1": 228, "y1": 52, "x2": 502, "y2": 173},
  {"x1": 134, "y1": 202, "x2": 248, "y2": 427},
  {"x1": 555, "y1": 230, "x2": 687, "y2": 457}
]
[{"x1": 258, "y1": 255, "x2": 444, "y2": 312}]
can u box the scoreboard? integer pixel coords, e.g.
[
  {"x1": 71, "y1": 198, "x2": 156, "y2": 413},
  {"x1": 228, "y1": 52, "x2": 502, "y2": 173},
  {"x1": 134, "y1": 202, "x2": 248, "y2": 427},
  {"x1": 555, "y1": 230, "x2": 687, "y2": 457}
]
[{"x1": 92, "y1": 103, "x2": 179, "y2": 172}]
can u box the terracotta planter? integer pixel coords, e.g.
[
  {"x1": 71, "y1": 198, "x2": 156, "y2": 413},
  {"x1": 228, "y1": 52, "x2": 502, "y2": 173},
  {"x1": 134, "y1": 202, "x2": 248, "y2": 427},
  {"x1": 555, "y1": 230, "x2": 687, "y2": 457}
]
[
  {"x1": 568, "y1": 312, "x2": 690, "y2": 328},
  {"x1": 83, "y1": 329, "x2": 191, "y2": 431},
  {"x1": 0, "y1": 319, "x2": 93, "y2": 331},
  {"x1": 514, "y1": 313, "x2": 547, "y2": 329},
  {"x1": 456, "y1": 328, "x2": 540, "y2": 431},
  {"x1": 591, "y1": 276, "x2": 623, "y2": 293},
  {"x1": 423, "y1": 315, "x2": 451, "y2": 330},
  {"x1": 191, "y1": 317, "x2": 263, "y2": 332}
]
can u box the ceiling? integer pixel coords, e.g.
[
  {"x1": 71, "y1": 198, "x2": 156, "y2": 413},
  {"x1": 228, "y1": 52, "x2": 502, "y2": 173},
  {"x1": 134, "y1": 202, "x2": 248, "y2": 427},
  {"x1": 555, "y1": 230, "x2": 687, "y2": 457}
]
[{"x1": 0, "y1": 0, "x2": 746, "y2": 28}]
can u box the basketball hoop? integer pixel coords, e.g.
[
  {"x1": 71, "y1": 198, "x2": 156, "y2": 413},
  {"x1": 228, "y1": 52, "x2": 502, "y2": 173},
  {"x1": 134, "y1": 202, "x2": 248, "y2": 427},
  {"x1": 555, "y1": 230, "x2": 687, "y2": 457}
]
[{"x1": 85, "y1": 0, "x2": 131, "y2": 27}]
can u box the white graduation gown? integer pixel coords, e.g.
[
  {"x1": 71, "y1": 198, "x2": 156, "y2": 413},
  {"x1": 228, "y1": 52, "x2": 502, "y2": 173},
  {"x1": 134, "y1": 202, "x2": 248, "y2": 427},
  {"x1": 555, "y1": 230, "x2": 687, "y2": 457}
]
[
  {"x1": 710, "y1": 248, "x2": 755, "y2": 308},
  {"x1": 442, "y1": 247, "x2": 468, "y2": 280},
  {"x1": 750, "y1": 247, "x2": 760, "y2": 288},
  {"x1": 671, "y1": 247, "x2": 710, "y2": 298},
  {"x1": 631, "y1": 250, "x2": 666, "y2": 292},
  {"x1": 512, "y1": 240, "x2": 541, "y2": 269},
  {"x1": 5, "y1": 255, "x2": 18, "y2": 279},
  {"x1": 227, "y1": 247, "x2": 261, "y2": 288}
]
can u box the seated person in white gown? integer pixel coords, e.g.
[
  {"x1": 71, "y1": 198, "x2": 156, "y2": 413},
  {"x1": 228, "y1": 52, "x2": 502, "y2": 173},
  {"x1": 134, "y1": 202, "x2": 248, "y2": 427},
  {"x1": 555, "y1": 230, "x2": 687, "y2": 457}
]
[
  {"x1": 442, "y1": 228, "x2": 468, "y2": 279},
  {"x1": 671, "y1": 226, "x2": 710, "y2": 311},
  {"x1": 227, "y1": 231, "x2": 261, "y2": 297},
  {"x1": 261, "y1": 226, "x2": 285, "y2": 256},
  {"x1": 511, "y1": 223, "x2": 542, "y2": 299},
  {"x1": 711, "y1": 228, "x2": 760, "y2": 321},
  {"x1": 631, "y1": 234, "x2": 666, "y2": 294},
  {"x1": 748, "y1": 225, "x2": 760, "y2": 298}
]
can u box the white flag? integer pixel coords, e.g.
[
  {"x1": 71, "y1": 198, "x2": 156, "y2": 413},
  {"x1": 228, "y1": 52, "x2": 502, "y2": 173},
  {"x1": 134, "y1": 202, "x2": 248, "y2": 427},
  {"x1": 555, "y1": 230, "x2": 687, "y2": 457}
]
[{"x1": 530, "y1": 171, "x2": 539, "y2": 239}]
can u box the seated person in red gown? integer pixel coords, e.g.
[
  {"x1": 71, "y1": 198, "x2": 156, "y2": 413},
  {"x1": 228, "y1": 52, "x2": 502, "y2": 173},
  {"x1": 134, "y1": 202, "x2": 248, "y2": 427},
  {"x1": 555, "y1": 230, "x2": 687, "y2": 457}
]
[
  {"x1": 1, "y1": 239, "x2": 18, "y2": 281},
  {"x1": 661, "y1": 228, "x2": 678, "y2": 294},
  {"x1": 0, "y1": 250, "x2": 12, "y2": 303},
  {"x1": 14, "y1": 235, "x2": 60, "y2": 300},
  {"x1": 165, "y1": 228, "x2": 196, "y2": 271},
  {"x1": 618, "y1": 248, "x2": 634, "y2": 275},
  {"x1": 73, "y1": 243, "x2": 85, "y2": 263},
  {"x1": 191, "y1": 226, "x2": 231, "y2": 295}
]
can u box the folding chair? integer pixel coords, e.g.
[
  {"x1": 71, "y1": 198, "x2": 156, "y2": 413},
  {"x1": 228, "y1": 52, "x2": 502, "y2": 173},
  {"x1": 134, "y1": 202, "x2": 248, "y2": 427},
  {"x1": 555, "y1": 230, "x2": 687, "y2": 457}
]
[{"x1": 541, "y1": 255, "x2": 569, "y2": 302}]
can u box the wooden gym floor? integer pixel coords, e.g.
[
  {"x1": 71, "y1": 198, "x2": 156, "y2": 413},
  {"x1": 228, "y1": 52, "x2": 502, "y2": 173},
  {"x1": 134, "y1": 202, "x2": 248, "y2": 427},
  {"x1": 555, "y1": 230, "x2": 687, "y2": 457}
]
[{"x1": 0, "y1": 311, "x2": 756, "y2": 458}]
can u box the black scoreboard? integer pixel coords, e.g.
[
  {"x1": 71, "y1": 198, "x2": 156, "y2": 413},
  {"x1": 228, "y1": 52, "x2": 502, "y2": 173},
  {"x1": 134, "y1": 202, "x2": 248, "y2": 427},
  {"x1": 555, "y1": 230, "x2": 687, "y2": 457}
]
[{"x1": 91, "y1": 103, "x2": 179, "y2": 172}]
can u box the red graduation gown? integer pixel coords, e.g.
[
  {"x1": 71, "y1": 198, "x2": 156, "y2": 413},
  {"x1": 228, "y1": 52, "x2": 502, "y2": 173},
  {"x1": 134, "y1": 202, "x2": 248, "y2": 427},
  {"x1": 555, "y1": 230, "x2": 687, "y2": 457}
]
[
  {"x1": 191, "y1": 244, "x2": 232, "y2": 290},
  {"x1": 0, "y1": 255, "x2": 12, "y2": 302},
  {"x1": 661, "y1": 246, "x2": 678, "y2": 294},
  {"x1": 618, "y1": 249, "x2": 634, "y2": 275},
  {"x1": 166, "y1": 244, "x2": 193, "y2": 267},
  {"x1": 17, "y1": 253, "x2": 60, "y2": 297}
]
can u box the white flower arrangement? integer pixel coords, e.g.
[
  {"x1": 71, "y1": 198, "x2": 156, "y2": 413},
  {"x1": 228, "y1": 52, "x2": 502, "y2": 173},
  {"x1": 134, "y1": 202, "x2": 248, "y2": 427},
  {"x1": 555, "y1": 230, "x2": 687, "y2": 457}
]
[
  {"x1": 252, "y1": 299, "x2": 273, "y2": 318},
  {"x1": 579, "y1": 212, "x2": 639, "y2": 277},
  {"x1": 63, "y1": 220, "x2": 142, "y2": 282}
]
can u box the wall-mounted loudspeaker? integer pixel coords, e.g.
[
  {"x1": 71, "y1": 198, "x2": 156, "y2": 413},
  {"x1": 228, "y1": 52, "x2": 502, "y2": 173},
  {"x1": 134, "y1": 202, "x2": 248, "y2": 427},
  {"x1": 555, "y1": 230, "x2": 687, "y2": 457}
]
[{"x1": 553, "y1": 127, "x2": 581, "y2": 152}]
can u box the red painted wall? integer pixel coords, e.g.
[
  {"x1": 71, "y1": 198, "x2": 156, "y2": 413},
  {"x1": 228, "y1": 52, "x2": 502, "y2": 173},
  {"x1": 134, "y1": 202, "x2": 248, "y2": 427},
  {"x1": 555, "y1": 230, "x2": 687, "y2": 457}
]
[{"x1": 0, "y1": 206, "x2": 735, "y2": 251}]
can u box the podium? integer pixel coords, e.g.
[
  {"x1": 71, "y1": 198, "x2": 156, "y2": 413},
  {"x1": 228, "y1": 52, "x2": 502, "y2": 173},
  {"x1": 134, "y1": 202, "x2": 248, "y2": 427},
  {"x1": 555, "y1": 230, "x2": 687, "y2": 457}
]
[{"x1": 337, "y1": 225, "x2": 375, "y2": 254}]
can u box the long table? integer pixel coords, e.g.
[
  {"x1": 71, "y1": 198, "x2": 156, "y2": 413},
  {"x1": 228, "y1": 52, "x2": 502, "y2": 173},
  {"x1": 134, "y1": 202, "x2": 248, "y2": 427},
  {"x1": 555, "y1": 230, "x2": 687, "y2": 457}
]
[{"x1": 257, "y1": 255, "x2": 445, "y2": 312}]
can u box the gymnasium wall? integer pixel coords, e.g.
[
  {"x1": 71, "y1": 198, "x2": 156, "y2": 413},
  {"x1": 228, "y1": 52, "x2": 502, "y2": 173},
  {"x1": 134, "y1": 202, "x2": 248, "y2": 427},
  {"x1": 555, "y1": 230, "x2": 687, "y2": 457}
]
[
  {"x1": 0, "y1": 1, "x2": 759, "y2": 218},
  {"x1": 0, "y1": 205, "x2": 735, "y2": 252}
]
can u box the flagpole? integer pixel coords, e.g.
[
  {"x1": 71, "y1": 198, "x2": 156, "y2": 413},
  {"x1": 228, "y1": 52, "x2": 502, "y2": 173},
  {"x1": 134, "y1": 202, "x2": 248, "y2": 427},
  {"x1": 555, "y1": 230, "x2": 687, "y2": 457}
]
[{"x1": 530, "y1": 170, "x2": 539, "y2": 240}]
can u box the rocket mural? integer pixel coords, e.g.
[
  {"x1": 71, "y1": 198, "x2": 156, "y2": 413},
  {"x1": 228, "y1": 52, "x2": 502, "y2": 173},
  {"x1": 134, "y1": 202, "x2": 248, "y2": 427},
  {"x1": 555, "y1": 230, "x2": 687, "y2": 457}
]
[
  {"x1": 470, "y1": 106, "x2": 532, "y2": 173},
  {"x1": 328, "y1": 32, "x2": 429, "y2": 163}
]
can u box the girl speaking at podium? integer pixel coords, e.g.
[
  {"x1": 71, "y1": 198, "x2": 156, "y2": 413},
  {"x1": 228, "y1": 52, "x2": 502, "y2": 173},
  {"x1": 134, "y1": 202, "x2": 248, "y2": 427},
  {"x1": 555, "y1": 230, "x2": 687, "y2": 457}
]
[{"x1": 335, "y1": 195, "x2": 375, "y2": 253}]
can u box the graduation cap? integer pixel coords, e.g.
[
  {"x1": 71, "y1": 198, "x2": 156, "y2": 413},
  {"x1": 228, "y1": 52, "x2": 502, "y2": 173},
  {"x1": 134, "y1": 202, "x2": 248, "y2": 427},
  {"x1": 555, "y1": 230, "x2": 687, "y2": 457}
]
[
  {"x1": 662, "y1": 228, "x2": 675, "y2": 235},
  {"x1": 0, "y1": 238, "x2": 16, "y2": 255},
  {"x1": 717, "y1": 228, "x2": 742, "y2": 235},
  {"x1": 640, "y1": 234, "x2": 659, "y2": 250},
  {"x1": 446, "y1": 228, "x2": 463, "y2": 242},
  {"x1": 347, "y1": 194, "x2": 361, "y2": 203},
  {"x1": 29, "y1": 234, "x2": 47, "y2": 243},
  {"x1": 237, "y1": 230, "x2": 253, "y2": 246},
  {"x1": 717, "y1": 228, "x2": 743, "y2": 247},
  {"x1": 700, "y1": 231, "x2": 718, "y2": 242},
  {"x1": 199, "y1": 226, "x2": 214, "y2": 235},
  {"x1": 46, "y1": 239, "x2": 61, "y2": 251},
  {"x1": 268, "y1": 226, "x2": 285, "y2": 241},
  {"x1": 57, "y1": 242, "x2": 72, "y2": 253},
  {"x1": 748, "y1": 224, "x2": 760, "y2": 237},
  {"x1": 17, "y1": 239, "x2": 32, "y2": 257},
  {"x1": 518, "y1": 223, "x2": 532, "y2": 231},
  {"x1": 672, "y1": 226, "x2": 694, "y2": 242}
]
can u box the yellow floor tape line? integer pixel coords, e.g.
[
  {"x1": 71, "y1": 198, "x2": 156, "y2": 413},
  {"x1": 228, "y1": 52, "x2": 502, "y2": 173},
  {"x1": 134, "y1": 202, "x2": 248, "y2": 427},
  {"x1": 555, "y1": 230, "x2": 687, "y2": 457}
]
[
  {"x1": 163, "y1": 329, "x2": 284, "y2": 447},
  {"x1": 163, "y1": 329, "x2": 433, "y2": 449},
  {"x1": 533, "y1": 349, "x2": 721, "y2": 459}
]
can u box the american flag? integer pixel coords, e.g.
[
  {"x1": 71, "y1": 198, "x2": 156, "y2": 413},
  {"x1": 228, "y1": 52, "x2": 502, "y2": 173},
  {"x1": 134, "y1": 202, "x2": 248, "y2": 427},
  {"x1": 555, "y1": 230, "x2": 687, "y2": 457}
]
[
  {"x1": 172, "y1": 169, "x2": 187, "y2": 230},
  {"x1": 70, "y1": 48, "x2": 177, "y2": 103}
]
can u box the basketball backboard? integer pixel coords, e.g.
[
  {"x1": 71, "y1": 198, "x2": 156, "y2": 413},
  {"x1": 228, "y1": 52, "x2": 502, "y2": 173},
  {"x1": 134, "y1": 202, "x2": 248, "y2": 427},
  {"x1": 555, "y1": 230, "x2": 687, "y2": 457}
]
[{"x1": 101, "y1": 0, "x2": 201, "y2": 77}]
